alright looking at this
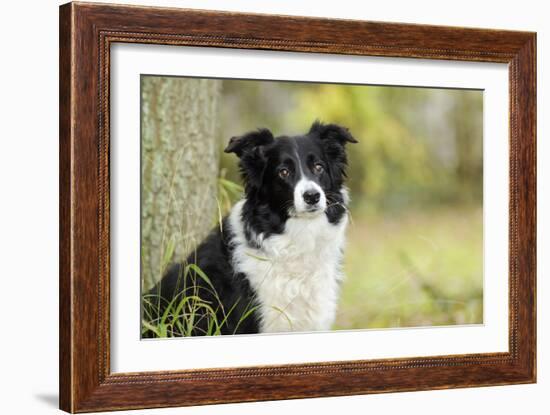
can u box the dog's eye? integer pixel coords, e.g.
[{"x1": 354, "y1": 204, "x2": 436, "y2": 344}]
[
  {"x1": 279, "y1": 168, "x2": 290, "y2": 179},
  {"x1": 313, "y1": 163, "x2": 324, "y2": 174}
]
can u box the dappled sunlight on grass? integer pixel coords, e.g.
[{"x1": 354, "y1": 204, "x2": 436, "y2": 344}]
[{"x1": 335, "y1": 206, "x2": 483, "y2": 330}]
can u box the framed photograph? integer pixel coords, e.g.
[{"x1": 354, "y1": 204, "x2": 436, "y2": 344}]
[{"x1": 59, "y1": 2, "x2": 536, "y2": 412}]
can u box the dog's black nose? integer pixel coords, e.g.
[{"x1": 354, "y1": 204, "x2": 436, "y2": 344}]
[{"x1": 303, "y1": 190, "x2": 320, "y2": 205}]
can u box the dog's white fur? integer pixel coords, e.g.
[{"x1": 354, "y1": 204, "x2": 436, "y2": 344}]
[{"x1": 228, "y1": 188, "x2": 349, "y2": 333}]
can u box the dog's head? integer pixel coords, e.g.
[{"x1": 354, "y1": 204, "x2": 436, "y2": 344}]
[{"x1": 225, "y1": 121, "x2": 357, "y2": 219}]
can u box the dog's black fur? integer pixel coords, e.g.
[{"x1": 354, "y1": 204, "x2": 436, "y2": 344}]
[{"x1": 144, "y1": 121, "x2": 356, "y2": 337}]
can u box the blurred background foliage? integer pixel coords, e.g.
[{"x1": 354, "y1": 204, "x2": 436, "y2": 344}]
[{"x1": 219, "y1": 79, "x2": 483, "y2": 329}]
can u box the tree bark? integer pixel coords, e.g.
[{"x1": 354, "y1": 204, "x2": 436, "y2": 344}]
[{"x1": 141, "y1": 76, "x2": 221, "y2": 290}]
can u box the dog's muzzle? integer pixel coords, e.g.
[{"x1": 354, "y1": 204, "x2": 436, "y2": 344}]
[{"x1": 294, "y1": 179, "x2": 326, "y2": 215}]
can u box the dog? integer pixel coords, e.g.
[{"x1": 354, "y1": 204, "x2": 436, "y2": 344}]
[{"x1": 145, "y1": 121, "x2": 357, "y2": 336}]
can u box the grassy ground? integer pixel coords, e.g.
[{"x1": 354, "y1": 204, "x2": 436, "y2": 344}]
[{"x1": 334, "y1": 206, "x2": 483, "y2": 330}]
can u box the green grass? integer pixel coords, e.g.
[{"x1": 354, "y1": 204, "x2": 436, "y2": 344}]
[
  {"x1": 335, "y1": 206, "x2": 483, "y2": 330},
  {"x1": 142, "y1": 262, "x2": 259, "y2": 337}
]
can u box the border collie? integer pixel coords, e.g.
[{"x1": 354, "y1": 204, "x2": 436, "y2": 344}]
[{"x1": 147, "y1": 121, "x2": 357, "y2": 336}]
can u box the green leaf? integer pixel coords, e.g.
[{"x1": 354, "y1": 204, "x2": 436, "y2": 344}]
[
  {"x1": 160, "y1": 236, "x2": 176, "y2": 274},
  {"x1": 244, "y1": 251, "x2": 270, "y2": 262},
  {"x1": 232, "y1": 305, "x2": 260, "y2": 334}
]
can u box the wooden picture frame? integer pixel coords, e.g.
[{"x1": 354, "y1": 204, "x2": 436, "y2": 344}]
[{"x1": 59, "y1": 2, "x2": 536, "y2": 412}]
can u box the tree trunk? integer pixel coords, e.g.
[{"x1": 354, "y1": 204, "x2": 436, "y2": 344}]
[{"x1": 141, "y1": 76, "x2": 222, "y2": 290}]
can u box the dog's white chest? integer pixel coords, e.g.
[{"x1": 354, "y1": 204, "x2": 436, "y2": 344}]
[{"x1": 229, "y1": 201, "x2": 347, "y2": 333}]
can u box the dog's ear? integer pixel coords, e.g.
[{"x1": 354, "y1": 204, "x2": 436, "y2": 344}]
[
  {"x1": 309, "y1": 121, "x2": 358, "y2": 145},
  {"x1": 224, "y1": 128, "x2": 274, "y2": 158},
  {"x1": 310, "y1": 121, "x2": 357, "y2": 183},
  {"x1": 225, "y1": 128, "x2": 274, "y2": 192}
]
